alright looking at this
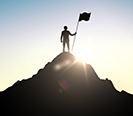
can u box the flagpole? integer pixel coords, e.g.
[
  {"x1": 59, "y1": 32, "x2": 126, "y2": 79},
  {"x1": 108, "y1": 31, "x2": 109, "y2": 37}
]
[
  {"x1": 71, "y1": 12, "x2": 91, "y2": 53},
  {"x1": 71, "y1": 21, "x2": 79, "y2": 53}
]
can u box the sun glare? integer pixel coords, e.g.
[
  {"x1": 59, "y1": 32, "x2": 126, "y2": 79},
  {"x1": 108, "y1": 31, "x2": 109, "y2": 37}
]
[
  {"x1": 76, "y1": 55, "x2": 86, "y2": 63},
  {"x1": 74, "y1": 50, "x2": 89, "y2": 63}
]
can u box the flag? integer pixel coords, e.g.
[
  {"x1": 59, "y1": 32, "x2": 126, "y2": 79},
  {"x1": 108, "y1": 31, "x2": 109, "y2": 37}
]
[{"x1": 78, "y1": 12, "x2": 91, "y2": 22}]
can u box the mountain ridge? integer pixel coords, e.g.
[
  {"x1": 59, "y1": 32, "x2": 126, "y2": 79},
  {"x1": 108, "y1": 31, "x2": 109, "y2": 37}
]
[{"x1": 0, "y1": 52, "x2": 133, "y2": 115}]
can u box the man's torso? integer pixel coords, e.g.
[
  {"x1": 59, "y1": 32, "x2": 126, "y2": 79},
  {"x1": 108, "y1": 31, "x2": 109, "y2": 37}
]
[{"x1": 62, "y1": 30, "x2": 70, "y2": 42}]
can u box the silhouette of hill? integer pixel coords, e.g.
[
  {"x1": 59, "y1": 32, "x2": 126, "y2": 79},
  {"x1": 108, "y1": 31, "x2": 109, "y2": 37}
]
[{"x1": 0, "y1": 52, "x2": 133, "y2": 115}]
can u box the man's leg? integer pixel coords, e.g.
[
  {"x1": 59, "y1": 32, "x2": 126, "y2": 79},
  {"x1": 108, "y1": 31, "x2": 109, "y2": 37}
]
[
  {"x1": 63, "y1": 42, "x2": 65, "y2": 52},
  {"x1": 67, "y1": 42, "x2": 70, "y2": 53}
]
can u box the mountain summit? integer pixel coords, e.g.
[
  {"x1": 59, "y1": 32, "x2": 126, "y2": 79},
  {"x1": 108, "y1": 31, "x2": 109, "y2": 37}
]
[{"x1": 0, "y1": 52, "x2": 133, "y2": 115}]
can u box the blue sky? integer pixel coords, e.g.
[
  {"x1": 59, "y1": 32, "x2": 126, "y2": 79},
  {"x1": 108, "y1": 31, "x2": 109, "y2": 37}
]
[{"x1": 1, "y1": 0, "x2": 133, "y2": 94}]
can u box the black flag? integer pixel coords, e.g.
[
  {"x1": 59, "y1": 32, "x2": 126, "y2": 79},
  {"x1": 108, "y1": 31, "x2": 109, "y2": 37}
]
[
  {"x1": 72, "y1": 12, "x2": 91, "y2": 52},
  {"x1": 78, "y1": 12, "x2": 91, "y2": 22}
]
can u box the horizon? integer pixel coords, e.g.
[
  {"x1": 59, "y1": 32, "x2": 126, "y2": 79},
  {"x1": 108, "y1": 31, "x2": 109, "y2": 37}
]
[{"x1": 1, "y1": 0, "x2": 133, "y2": 94}]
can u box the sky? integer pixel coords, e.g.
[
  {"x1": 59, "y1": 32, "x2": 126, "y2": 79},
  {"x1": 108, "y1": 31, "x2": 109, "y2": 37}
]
[{"x1": 0, "y1": 0, "x2": 133, "y2": 94}]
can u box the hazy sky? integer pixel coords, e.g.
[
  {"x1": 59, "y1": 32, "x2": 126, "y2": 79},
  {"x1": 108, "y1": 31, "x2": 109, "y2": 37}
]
[{"x1": 1, "y1": 0, "x2": 133, "y2": 94}]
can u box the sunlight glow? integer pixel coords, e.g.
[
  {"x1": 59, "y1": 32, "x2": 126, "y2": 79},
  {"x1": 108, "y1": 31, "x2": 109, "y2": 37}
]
[
  {"x1": 73, "y1": 49, "x2": 92, "y2": 83},
  {"x1": 74, "y1": 49, "x2": 90, "y2": 64},
  {"x1": 58, "y1": 59, "x2": 78, "y2": 76},
  {"x1": 53, "y1": 59, "x2": 71, "y2": 71}
]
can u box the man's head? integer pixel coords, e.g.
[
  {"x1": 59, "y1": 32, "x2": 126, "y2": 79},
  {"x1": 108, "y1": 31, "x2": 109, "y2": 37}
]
[{"x1": 64, "y1": 26, "x2": 68, "y2": 30}]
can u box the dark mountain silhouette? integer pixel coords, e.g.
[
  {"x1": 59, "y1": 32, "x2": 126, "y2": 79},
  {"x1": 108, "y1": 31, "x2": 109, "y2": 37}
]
[{"x1": 0, "y1": 52, "x2": 133, "y2": 115}]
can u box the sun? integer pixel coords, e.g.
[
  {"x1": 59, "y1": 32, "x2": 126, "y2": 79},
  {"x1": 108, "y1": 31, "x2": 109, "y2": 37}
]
[
  {"x1": 76, "y1": 54, "x2": 87, "y2": 63},
  {"x1": 74, "y1": 50, "x2": 89, "y2": 63}
]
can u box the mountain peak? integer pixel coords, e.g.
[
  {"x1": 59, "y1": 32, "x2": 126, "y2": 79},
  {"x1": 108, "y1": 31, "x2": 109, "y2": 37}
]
[
  {"x1": 0, "y1": 52, "x2": 133, "y2": 115},
  {"x1": 52, "y1": 52, "x2": 77, "y2": 62},
  {"x1": 44, "y1": 52, "x2": 100, "y2": 86}
]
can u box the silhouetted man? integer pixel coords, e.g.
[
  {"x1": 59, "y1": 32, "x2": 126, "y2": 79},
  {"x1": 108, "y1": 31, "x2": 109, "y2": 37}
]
[{"x1": 60, "y1": 26, "x2": 76, "y2": 53}]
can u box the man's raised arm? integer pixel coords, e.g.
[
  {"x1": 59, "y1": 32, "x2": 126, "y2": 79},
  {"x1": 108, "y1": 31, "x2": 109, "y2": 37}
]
[{"x1": 69, "y1": 31, "x2": 77, "y2": 36}]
